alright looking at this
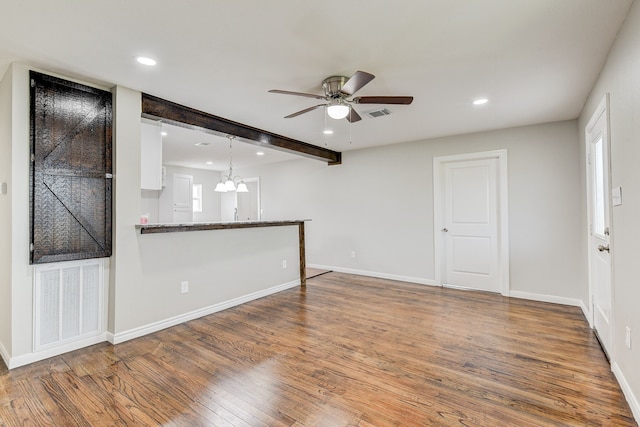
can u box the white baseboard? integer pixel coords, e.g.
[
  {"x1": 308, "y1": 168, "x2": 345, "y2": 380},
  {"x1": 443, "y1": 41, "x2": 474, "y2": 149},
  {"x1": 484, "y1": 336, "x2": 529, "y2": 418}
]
[
  {"x1": 4, "y1": 279, "x2": 300, "y2": 369},
  {"x1": 0, "y1": 339, "x2": 10, "y2": 369},
  {"x1": 579, "y1": 300, "x2": 591, "y2": 325},
  {"x1": 308, "y1": 264, "x2": 438, "y2": 286},
  {"x1": 109, "y1": 279, "x2": 300, "y2": 345},
  {"x1": 509, "y1": 290, "x2": 584, "y2": 309},
  {"x1": 311, "y1": 266, "x2": 592, "y2": 315},
  {"x1": 6, "y1": 333, "x2": 108, "y2": 370},
  {"x1": 612, "y1": 362, "x2": 640, "y2": 423}
]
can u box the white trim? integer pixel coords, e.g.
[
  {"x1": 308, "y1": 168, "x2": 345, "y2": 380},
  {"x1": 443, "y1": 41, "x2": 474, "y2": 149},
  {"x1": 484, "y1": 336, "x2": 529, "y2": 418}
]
[
  {"x1": 308, "y1": 264, "x2": 438, "y2": 286},
  {"x1": 6, "y1": 333, "x2": 108, "y2": 370},
  {"x1": 612, "y1": 362, "x2": 640, "y2": 423},
  {"x1": 309, "y1": 265, "x2": 591, "y2": 318},
  {"x1": 509, "y1": 290, "x2": 585, "y2": 310},
  {"x1": 0, "y1": 340, "x2": 10, "y2": 368},
  {"x1": 109, "y1": 279, "x2": 300, "y2": 345},
  {"x1": 579, "y1": 300, "x2": 591, "y2": 325},
  {"x1": 433, "y1": 149, "x2": 510, "y2": 296}
]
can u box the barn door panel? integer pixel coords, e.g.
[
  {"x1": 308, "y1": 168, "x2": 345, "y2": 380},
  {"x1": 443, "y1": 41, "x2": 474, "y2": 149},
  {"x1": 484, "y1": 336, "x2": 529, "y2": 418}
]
[{"x1": 30, "y1": 71, "x2": 112, "y2": 264}]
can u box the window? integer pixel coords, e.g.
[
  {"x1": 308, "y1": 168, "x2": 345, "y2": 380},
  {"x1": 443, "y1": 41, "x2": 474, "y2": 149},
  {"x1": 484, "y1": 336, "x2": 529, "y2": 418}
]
[
  {"x1": 592, "y1": 135, "x2": 606, "y2": 236},
  {"x1": 193, "y1": 184, "x2": 203, "y2": 213}
]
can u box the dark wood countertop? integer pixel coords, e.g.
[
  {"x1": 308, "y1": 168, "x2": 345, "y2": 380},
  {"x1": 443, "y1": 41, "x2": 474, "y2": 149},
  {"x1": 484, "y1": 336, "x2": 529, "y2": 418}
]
[{"x1": 136, "y1": 219, "x2": 310, "y2": 234}]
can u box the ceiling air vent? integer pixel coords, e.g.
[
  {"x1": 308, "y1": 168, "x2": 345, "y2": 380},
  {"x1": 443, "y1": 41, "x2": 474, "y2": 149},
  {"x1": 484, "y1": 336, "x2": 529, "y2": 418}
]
[{"x1": 365, "y1": 108, "x2": 391, "y2": 119}]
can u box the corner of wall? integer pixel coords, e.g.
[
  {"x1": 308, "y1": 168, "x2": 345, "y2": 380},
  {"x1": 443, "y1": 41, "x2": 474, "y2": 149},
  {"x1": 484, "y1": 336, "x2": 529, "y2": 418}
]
[{"x1": 0, "y1": 63, "x2": 14, "y2": 358}]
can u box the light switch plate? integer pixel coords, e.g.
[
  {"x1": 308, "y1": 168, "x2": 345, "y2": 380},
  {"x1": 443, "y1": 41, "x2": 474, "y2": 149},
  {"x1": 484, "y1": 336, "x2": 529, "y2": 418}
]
[{"x1": 612, "y1": 186, "x2": 622, "y2": 206}]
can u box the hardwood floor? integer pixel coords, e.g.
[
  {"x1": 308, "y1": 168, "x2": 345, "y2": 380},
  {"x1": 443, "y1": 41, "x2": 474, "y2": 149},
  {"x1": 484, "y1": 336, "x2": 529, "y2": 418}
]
[{"x1": 0, "y1": 272, "x2": 636, "y2": 426}]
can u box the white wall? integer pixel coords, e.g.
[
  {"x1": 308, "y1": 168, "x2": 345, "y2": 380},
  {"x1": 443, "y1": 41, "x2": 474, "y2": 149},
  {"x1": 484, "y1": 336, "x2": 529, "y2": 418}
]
[
  {"x1": 1, "y1": 64, "x2": 38, "y2": 360},
  {"x1": 0, "y1": 68, "x2": 301, "y2": 367},
  {"x1": 0, "y1": 62, "x2": 13, "y2": 360},
  {"x1": 110, "y1": 86, "x2": 299, "y2": 338},
  {"x1": 240, "y1": 120, "x2": 585, "y2": 301},
  {"x1": 578, "y1": 0, "x2": 640, "y2": 418},
  {"x1": 0, "y1": 64, "x2": 115, "y2": 365}
]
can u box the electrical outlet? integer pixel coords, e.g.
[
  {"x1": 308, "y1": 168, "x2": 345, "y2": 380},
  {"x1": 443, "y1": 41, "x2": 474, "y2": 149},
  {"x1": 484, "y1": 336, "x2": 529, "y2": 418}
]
[
  {"x1": 626, "y1": 326, "x2": 632, "y2": 350},
  {"x1": 351, "y1": 251, "x2": 356, "y2": 259},
  {"x1": 282, "y1": 260, "x2": 287, "y2": 269},
  {"x1": 181, "y1": 281, "x2": 189, "y2": 294}
]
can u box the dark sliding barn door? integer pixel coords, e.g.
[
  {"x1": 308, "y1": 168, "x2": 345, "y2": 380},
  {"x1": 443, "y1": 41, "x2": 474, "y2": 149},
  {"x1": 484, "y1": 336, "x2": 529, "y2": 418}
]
[{"x1": 30, "y1": 71, "x2": 112, "y2": 264}]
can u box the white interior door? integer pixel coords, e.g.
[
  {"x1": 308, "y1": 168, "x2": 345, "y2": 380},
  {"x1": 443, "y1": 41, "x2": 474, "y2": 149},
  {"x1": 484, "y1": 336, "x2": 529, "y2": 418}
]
[
  {"x1": 434, "y1": 151, "x2": 508, "y2": 295},
  {"x1": 586, "y1": 95, "x2": 613, "y2": 358},
  {"x1": 236, "y1": 178, "x2": 261, "y2": 221},
  {"x1": 172, "y1": 173, "x2": 193, "y2": 223}
]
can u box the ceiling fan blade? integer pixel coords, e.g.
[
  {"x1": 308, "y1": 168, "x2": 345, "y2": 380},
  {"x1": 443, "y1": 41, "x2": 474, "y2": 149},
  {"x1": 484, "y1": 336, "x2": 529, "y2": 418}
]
[
  {"x1": 345, "y1": 108, "x2": 362, "y2": 123},
  {"x1": 353, "y1": 96, "x2": 414, "y2": 105},
  {"x1": 269, "y1": 89, "x2": 326, "y2": 100},
  {"x1": 284, "y1": 104, "x2": 326, "y2": 118},
  {"x1": 340, "y1": 71, "x2": 375, "y2": 96}
]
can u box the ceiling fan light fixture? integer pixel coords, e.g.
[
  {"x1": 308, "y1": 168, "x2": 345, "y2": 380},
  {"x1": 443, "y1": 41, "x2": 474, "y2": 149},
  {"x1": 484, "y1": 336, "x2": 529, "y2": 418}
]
[{"x1": 327, "y1": 102, "x2": 350, "y2": 120}]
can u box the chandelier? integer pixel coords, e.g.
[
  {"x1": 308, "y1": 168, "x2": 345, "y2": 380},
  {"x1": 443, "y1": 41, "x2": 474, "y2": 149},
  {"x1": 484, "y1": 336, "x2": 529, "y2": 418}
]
[{"x1": 215, "y1": 135, "x2": 248, "y2": 193}]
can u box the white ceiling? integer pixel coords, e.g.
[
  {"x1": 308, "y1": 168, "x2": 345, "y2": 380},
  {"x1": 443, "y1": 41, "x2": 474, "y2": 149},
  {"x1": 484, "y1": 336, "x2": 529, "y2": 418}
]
[
  {"x1": 0, "y1": 0, "x2": 633, "y2": 169},
  {"x1": 159, "y1": 122, "x2": 303, "y2": 171}
]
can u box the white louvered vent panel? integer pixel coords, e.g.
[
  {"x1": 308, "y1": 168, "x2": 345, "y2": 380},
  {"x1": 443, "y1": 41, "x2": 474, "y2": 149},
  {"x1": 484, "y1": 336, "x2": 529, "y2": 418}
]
[
  {"x1": 34, "y1": 259, "x2": 105, "y2": 352},
  {"x1": 39, "y1": 270, "x2": 60, "y2": 346},
  {"x1": 61, "y1": 267, "x2": 81, "y2": 340},
  {"x1": 82, "y1": 264, "x2": 100, "y2": 334}
]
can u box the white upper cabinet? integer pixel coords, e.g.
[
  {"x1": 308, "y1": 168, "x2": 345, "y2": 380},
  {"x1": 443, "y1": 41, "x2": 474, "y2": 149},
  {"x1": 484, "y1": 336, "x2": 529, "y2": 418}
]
[{"x1": 140, "y1": 120, "x2": 163, "y2": 190}]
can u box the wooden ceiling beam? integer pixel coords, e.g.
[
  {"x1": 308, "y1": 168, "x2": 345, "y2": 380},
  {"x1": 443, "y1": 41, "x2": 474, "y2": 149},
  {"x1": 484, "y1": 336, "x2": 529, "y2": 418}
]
[{"x1": 141, "y1": 93, "x2": 341, "y2": 165}]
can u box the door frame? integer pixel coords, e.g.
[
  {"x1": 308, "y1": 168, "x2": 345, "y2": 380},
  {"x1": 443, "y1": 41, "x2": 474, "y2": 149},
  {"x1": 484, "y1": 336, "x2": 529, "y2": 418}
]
[
  {"x1": 434, "y1": 149, "x2": 510, "y2": 295},
  {"x1": 584, "y1": 94, "x2": 614, "y2": 341}
]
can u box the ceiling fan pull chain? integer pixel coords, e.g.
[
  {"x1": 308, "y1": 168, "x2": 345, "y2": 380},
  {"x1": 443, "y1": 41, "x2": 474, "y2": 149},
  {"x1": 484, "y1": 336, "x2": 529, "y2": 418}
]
[
  {"x1": 324, "y1": 108, "x2": 328, "y2": 146},
  {"x1": 349, "y1": 108, "x2": 352, "y2": 144}
]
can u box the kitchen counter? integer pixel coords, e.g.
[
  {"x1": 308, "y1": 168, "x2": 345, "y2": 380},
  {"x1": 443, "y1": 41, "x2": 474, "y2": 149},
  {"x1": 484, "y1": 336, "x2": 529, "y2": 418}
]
[
  {"x1": 135, "y1": 219, "x2": 309, "y2": 234},
  {"x1": 135, "y1": 219, "x2": 310, "y2": 285}
]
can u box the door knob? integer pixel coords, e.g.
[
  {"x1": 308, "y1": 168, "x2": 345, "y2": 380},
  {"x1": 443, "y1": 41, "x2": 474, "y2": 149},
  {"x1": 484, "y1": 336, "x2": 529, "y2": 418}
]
[
  {"x1": 442, "y1": 228, "x2": 448, "y2": 232},
  {"x1": 598, "y1": 245, "x2": 610, "y2": 253}
]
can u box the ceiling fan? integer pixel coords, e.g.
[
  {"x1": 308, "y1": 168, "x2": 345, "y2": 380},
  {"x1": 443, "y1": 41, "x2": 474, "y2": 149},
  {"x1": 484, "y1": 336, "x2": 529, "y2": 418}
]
[{"x1": 269, "y1": 71, "x2": 413, "y2": 123}]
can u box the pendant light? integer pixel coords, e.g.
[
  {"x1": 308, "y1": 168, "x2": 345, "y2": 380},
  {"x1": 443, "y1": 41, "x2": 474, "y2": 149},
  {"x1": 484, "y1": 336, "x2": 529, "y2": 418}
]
[{"x1": 215, "y1": 135, "x2": 249, "y2": 193}]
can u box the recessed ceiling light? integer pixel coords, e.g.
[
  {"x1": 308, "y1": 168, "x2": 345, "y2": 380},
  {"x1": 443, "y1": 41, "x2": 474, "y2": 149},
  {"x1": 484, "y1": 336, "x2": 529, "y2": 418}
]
[
  {"x1": 161, "y1": 131, "x2": 167, "y2": 136},
  {"x1": 194, "y1": 142, "x2": 210, "y2": 147},
  {"x1": 473, "y1": 98, "x2": 489, "y2": 105},
  {"x1": 323, "y1": 129, "x2": 334, "y2": 135},
  {"x1": 206, "y1": 161, "x2": 213, "y2": 165},
  {"x1": 256, "y1": 151, "x2": 265, "y2": 156},
  {"x1": 136, "y1": 56, "x2": 157, "y2": 66}
]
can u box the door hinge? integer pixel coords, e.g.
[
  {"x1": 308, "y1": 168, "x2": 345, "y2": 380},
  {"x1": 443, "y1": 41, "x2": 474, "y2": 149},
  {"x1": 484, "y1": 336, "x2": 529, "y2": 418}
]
[
  {"x1": 30, "y1": 79, "x2": 36, "y2": 88},
  {"x1": 105, "y1": 173, "x2": 113, "y2": 179},
  {"x1": 31, "y1": 153, "x2": 35, "y2": 162},
  {"x1": 30, "y1": 243, "x2": 34, "y2": 252}
]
